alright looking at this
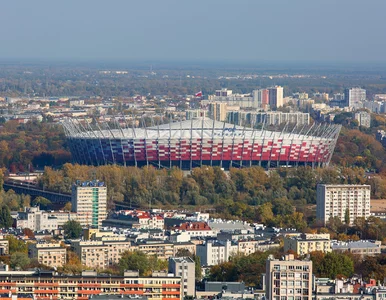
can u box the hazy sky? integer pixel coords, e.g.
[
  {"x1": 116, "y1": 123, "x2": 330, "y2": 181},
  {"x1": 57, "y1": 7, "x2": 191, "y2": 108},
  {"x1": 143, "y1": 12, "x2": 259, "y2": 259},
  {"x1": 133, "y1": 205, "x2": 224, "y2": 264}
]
[{"x1": 1, "y1": 0, "x2": 385, "y2": 63}]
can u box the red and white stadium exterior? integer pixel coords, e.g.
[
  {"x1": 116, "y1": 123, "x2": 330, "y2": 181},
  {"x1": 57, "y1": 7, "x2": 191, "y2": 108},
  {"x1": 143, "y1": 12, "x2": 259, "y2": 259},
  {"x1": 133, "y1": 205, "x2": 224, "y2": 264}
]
[{"x1": 62, "y1": 117, "x2": 341, "y2": 170}]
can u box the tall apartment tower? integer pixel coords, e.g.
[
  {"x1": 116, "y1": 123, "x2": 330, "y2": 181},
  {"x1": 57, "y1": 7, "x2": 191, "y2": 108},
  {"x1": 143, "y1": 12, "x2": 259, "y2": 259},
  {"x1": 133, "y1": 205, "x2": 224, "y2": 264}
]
[
  {"x1": 71, "y1": 180, "x2": 107, "y2": 228},
  {"x1": 265, "y1": 254, "x2": 313, "y2": 300},
  {"x1": 344, "y1": 87, "x2": 366, "y2": 108},
  {"x1": 208, "y1": 102, "x2": 227, "y2": 121},
  {"x1": 316, "y1": 184, "x2": 371, "y2": 225},
  {"x1": 268, "y1": 86, "x2": 284, "y2": 110}
]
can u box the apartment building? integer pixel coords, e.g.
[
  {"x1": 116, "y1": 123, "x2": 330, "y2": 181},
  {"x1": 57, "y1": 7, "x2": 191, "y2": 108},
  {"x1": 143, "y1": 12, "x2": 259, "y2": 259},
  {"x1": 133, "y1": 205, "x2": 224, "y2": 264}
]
[
  {"x1": 0, "y1": 268, "x2": 182, "y2": 300},
  {"x1": 28, "y1": 243, "x2": 67, "y2": 268},
  {"x1": 71, "y1": 239, "x2": 137, "y2": 269},
  {"x1": 316, "y1": 184, "x2": 371, "y2": 225},
  {"x1": 49, "y1": 211, "x2": 78, "y2": 227},
  {"x1": 168, "y1": 257, "x2": 195, "y2": 297},
  {"x1": 71, "y1": 180, "x2": 107, "y2": 228},
  {"x1": 137, "y1": 240, "x2": 174, "y2": 260},
  {"x1": 354, "y1": 111, "x2": 371, "y2": 128},
  {"x1": 208, "y1": 102, "x2": 227, "y2": 121},
  {"x1": 265, "y1": 254, "x2": 313, "y2": 300},
  {"x1": 196, "y1": 240, "x2": 236, "y2": 266},
  {"x1": 16, "y1": 207, "x2": 58, "y2": 231},
  {"x1": 284, "y1": 233, "x2": 332, "y2": 256}
]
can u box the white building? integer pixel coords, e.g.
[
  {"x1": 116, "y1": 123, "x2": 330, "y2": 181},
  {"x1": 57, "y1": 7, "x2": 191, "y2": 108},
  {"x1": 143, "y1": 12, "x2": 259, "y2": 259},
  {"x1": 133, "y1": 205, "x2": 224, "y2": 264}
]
[
  {"x1": 71, "y1": 180, "x2": 107, "y2": 228},
  {"x1": 354, "y1": 111, "x2": 371, "y2": 128},
  {"x1": 196, "y1": 240, "x2": 236, "y2": 266},
  {"x1": 16, "y1": 207, "x2": 58, "y2": 231},
  {"x1": 316, "y1": 184, "x2": 371, "y2": 225}
]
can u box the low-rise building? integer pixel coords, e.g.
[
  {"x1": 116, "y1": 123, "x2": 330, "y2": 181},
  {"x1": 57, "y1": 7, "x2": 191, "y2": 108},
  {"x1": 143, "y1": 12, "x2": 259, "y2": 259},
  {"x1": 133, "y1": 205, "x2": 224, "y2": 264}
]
[
  {"x1": 71, "y1": 239, "x2": 137, "y2": 268},
  {"x1": 331, "y1": 240, "x2": 381, "y2": 257},
  {"x1": 28, "y1": 243, "x2": 67, "y2": 268},
  {"x1": 136, "y1": 240, "x2": 174, "y2": 260},
  {"x1": 16, "y1": 207, "x2": 58, "y2": 231},
  {"x1": 174, "y1": 222, "x2": 217, "y2": 238},
  {"x1": 284, "y1": 233, "x2": 332, "y2": 255}
]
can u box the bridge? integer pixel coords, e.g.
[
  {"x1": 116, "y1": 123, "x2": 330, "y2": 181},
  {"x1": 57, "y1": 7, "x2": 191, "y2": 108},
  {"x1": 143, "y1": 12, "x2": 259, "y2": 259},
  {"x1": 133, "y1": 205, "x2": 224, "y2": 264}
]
[{"x1": 3, "y1": 180, "x2": 71, "y2": 208}]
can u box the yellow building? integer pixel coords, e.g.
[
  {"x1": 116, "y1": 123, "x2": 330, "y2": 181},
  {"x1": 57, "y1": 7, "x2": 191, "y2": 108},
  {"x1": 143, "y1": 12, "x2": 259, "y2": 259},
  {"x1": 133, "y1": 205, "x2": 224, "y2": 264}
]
[{"x1": 284, "y1": 233, "x2": 331, "y2": 256}]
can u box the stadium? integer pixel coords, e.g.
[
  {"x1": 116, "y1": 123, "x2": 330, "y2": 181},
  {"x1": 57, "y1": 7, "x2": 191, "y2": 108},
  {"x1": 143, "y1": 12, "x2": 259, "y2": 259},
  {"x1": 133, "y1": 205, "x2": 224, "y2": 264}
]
[{"x1": 62, "y1": 117, "x2": 341, "y2": 170}]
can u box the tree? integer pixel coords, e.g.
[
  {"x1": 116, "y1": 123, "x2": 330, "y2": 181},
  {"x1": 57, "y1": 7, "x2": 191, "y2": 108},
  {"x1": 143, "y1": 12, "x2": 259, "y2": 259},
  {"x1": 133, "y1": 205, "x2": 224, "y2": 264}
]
[
  {"x1": 32, "y1": 196, "x2": 52, "y2": 210},
  {"x1": 0, "y1": 206, "x2": 13, "y2": 228},
  {"x1": 119, "y1": 250, "x2": 167, "y2": 276},
  {"x1": 10, "y1": 252, "x2": 30, "y2": 270},
  {"x1": 345, "y1": 208, "x2": 350, "y2": 225},
  {"x1": 194, "y1": 255, "x2": 202, "y2": 280},
  {"x1": 175, "y1": 248, "x2": 193, "y2": 258},
  {"x1": 6, "y1": 235, "x2": 27, "y2": 254},
  {"x1": 63, "y1": 220, "x2": 82, "y2": 239},
  {"x1": 64, "y1": 202, "x2": 72, "y2": 212},
  {"x1": 313, "y1": 252, "x2": 354, "y2": 278}
]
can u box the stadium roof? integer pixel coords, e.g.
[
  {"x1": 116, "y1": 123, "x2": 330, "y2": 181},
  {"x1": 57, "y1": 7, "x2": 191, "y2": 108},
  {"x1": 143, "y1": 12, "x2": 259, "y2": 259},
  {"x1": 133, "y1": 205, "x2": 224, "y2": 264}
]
[{"x1": 63, "y1": 117, "x2": 340, "y2": 140}]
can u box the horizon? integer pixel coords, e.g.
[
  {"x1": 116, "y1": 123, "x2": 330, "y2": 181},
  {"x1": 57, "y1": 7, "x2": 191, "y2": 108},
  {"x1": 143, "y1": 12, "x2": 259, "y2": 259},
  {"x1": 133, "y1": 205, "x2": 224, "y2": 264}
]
[{"x1": 1, "y1": 0, "x2": 386, "y2": 64}]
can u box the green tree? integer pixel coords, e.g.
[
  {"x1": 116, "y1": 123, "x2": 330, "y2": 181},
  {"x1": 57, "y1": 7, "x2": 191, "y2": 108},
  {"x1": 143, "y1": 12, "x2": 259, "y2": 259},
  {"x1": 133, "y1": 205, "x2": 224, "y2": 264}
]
[
  {"x1": 313, "y1": 252, "x2": 354, "y2": 278},
  {"x1": 194, "y1": 255, "x2": 202, "y2": 281},
  {"x1": 0, "y1": 206, "x2": 13, "y2": 228},
  {"x1": 10, "y1": 252, "x2": 30, "y2": 270},
  {"x1": 32, "y1": 196, "x2": 52, "y2": 210},
  {"x1": 345, "y1": 208, "x2": 350, "y2": 225},
  {"x1": 6, "y1": 235, "x2": 27, "y2": 254},
  {"x1": 119, "y1": 250, "x2": 167, "y2": 276},
  {"x1": 63, "y1": 220, "x2": 82, "y2": 239}
]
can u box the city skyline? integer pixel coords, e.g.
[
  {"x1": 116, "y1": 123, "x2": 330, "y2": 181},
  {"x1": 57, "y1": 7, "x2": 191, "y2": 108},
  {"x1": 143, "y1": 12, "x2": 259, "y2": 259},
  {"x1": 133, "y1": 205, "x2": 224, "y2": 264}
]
[{"x1": 1, "y1": 0, "x2": 386, "y2": 63}]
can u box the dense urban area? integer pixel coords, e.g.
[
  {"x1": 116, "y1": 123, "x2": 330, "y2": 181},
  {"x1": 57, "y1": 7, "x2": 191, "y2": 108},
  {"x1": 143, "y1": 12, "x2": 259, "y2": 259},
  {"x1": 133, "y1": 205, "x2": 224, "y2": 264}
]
[{"x1": 2, "y1": 62, "x2": 386, "y2": 300}]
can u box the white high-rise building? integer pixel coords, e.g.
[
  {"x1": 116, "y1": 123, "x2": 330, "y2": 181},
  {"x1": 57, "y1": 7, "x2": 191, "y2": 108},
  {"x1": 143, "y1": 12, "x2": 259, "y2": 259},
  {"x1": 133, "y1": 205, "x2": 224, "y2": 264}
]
[
  {"x1": 316, "y1": 184, "x2": 371, "y2": 225},
  {"x1": 344, "y1": 87, "x2": 366, "y2": 108},
  {"x1": 71, "y1": 180, "x2": 107, "y2": 228}
]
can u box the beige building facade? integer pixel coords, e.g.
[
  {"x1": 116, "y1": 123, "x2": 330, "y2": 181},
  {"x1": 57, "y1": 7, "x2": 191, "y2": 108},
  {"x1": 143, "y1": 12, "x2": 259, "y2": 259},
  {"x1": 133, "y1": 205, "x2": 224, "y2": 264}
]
[
  {"x1": 284, "y1": 233, "x2": 332, "y2": 256},
  {"x1": 266, "y1": 254, "x2": 313, "y2": 300},
  {"x1": 28, "y1": 243, "x2": 67, "y2": 267}
]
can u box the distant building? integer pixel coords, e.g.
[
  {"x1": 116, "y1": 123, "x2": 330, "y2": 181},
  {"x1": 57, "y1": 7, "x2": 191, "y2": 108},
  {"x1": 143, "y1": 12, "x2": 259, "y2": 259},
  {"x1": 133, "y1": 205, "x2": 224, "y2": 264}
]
[
  {"x1": 16, "y1": 207, "x2": 58, "y2": 231},
  {"x1": 316, "y1": 184, "x2": 371, "y2": 225},
  {"x1": 71, "y1": 180, "x2": 107, "y2": 228},
  {"x1": 168, "y1": 257, "x2": 195, "y2": 297},
  {"x1": 208, "y1": 102, "x2": 227, "y2": 121},
  {"x1": 284, "y1": 233, "x2": 332, "y2": 255},
  {"x1": 196, "y1": 240, "x2": 235, "y2": 266},
  {"x1": 227, "y1": 111, "x2": 310, "y2": 127},
  {"x1": 331, "y1": 240, "x2": 381, "y2": 257},
  {"x1": 266, "y1": 254, "x2": 313, "y2": 300},
  {"x1": 354, "y1": 111, "x2": 371, "y2": 128},
  {"x1": 268, "y1": 86, "x2": 284, "y2": 109},
  {"x1": 28, "y1": 243, "x2": 67, "y2": 268},
  {"x1": 186, "y1": 109, "x2": 207, "y2": 120},
  {"x1": 71, "y1": 239, "x2": 137, "y2": 269},
  {"x1": 344, "y1": 87, "x2": 366, "y2": 109}
]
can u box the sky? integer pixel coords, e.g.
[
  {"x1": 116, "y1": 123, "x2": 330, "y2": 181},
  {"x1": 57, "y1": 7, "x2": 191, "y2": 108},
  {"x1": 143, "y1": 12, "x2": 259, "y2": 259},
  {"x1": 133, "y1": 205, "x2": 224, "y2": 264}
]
[{"x1": 1, "y1": 0, "x2": 386, "y2": 64}]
